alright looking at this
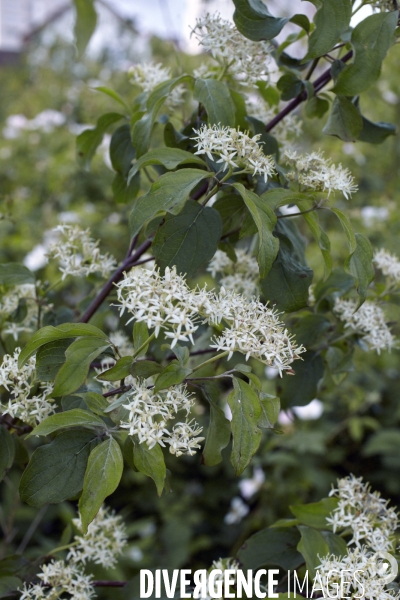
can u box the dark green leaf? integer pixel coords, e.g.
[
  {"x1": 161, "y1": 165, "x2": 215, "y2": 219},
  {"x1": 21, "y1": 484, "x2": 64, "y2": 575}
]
[
  {"x1": 290, "y1": 498, "x2": 339, "y2": 529},
  {"x1": 112, "y1": 171, "x2": 140, "y2": 204},
  {"x1": 29, "y1": 409, "x2": 106, "y2": 438},
  {"x1": 153, "y1": 200, "x2": 222, "y2": 276},
  {"x1": 154, "y1": 363, "x2": 192, "y2": 393},
  {"x1": 79, "y1": 437, "x2": 123, "y2": 532},
  {"x1": 110, "y1": 124, "x2": 135, "y2": 178},
  {"x1": 290, "y1": 314, "x2": 331, "y2": 348},
  {"x1": 19, "y1": 431, "x2": 98, "y2": 507},
  {"x1": 277, "y1": 351, "x2": 324, "y2": 408},
  {"x1": 300, "y1": 209, "x2": 332, "y2": 277},
  {"x1": 36, "y1": 339, "x2": 71, "y2": 382},
  {"x1": 0, "y1": 264, "x2": 34, "y2": 286},
  {"x1": 194, "y1": 79, "x2": 236, "y2": 127},
  {"x1": 297, "y1": 526, "x2": 329, "y2": 576},
  {"x1": 232, "y1": 0, "x2": 290, "y2": 42},
  {"x1": 133, "y1": 441, "x2": 166, "y2": 496},
  {"x1": 237, "y1": 527, "x2": 303, "y2": 570},
  {"x1": 290, "y1": 14, "x2": 310, "y2": 33},
  {"x1": 246, "y1": 116, "x2": 279, "y2": 159},
  {"x1": 0, "y1": 426, "x2": 15, "y2": 482},
  {"x1": 228, "y1": 378, "x2": 262, "y2": 476},
  {"x1": 73, "y1": 0, "x2": 97, "y2": 56},
  {"x1": 201, "y1": 383, "x2": 231, "y2": 467},
  {"x1": 258, "y1": 393, "x2": 280, "y2": 429},
  {"x1": 76, "y1": 113, "x2": 123, "y2": 170},
  {"x1": 133, "y1": 322, "x2": 149, "y2": 358},
  {"x1": 128, "y1": 148, "x2": 206, "y2": 183},
  {"x1": 333, "y1": 11, "x2": 398, "y2": 95},
  {"x1": 214, "y1": 194, "x2": 245, "y2": 236},
  {"x1": 323, "y1": 96, "x2": 363, "y2": 142},
  {"x1": 79, "y1": 392, "x2": 109, "y2": 416},
  {"x1": 330, "y1": 208, "x2": 357, "y2": 253},
  {"x1": 129, "y1": 169, "x2": 213, "y2": 238},
  {"x1": 130, "y1": 360, "x2": 162, "y2": 379},
  {"x1": 344, "y1": 233, "x2": 374, "y2": 304},
  {"x1": 277, "y1": 73, "x2": 304, "y2": 101},
  {"x1": 305, "y1": 96, "x2": 330, "y2": 119},
  {"x1": 358, "y1": 117, "x2": 396, "y2": 144},
  {"x1": 363, "y1": 429, "x2": 400, "y2": 456},
  {"x1": 305, "y1": 0, "x2": 352, "y2": 60},
  {"x1": 0, "y1": 576, "x2": 22, "y2": 598},
  {"x1": 97, "y1": 356, "x2": 133, "y2": 382}
]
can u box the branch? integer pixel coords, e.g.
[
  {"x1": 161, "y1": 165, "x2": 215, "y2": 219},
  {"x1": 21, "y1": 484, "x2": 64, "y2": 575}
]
[
  {"x1": 265, "y1": 50, "x2": 353, "y2": 133},
  {"x1": 93, "y1": 581, "x2": 127, "y2": 587}
]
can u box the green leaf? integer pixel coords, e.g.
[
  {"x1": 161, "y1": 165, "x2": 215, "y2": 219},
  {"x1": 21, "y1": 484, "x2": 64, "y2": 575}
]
[
  {"x1": 79, "y1": 392, "x2": 109, "y2": 416},
  {"x1": 322, "y1": 531, "x2": 348, "y2": 557},
  {"x1": 0, "y1": 576, "x2": 22, "y2": 599},
  {"x1": 36, "y1": 339, "x2": 71, "y2": 382},
  {"x1": 297, "y1": 526, "x2": 329, "y2": 577},
  {"x1": 154, "y1": 363, "x2": 192, "y2": 393},
  {"x1": 201, "y1": 383, "x2": 231, "y2": 467},
  {"x1": 73, "y1": 0, "x2": 97, "y2": 56},
  {"x1": 300, "y1": 209, "x2": 332, "y2": 277},
  {"x1": 112, "y1": 171, "x2": 140, "y2": 204},
  {"x1": 314, "y1": 267, "x2": 354, "y2": 303},
  {"x1": 129, "y1": 169, "x2": 214, "y2": 238},
  {"x1": 29, "y1": 409, "x2": 106, "y2": 438},
  {"x1": 110, "y1": 124, "x2": 135, "y2": 178},
  {"x1": 19, "y1": 430, "x2": 98, "y2": 507},
  {"x1": 290, "y1": 498, "x2": 339, "y2": 529},
  {"x1": 305, "y1": 0, "x2": 352, "y2": 60},
  {"x1": 79, "y1": 437, "x2": 124, "y2": 532},
  {"x1": 128, "y1": 148, "x2": 206, "y2": 183},
  {"x1": 237, "y1": 527, "x2": 303, "y2": 570},
  {"x1": 333, "y1": 11, "x2": 398, "y2": 95},
  {"x1": 290, "y1": 14, "x2": 310, "y2": 34},
  {"x1": 291, "y1": 314, "x2": 331, "y2": 348},
  {"x1": 305, "y1": 96, "x2": 330, "y2": 119},
  {"x1": 344, "y1": 233, "x2": 374, "y2": 304},
  {"x1": 0, "y1": 264, "x2": 34, "y2": 286},
  {"x1": 133, "y1": 441, "x2": 166, "y2": 496},
  {"x1": 53, "y1": 337, "x2": 110, "y2": 397},
  {"x1": 258, "y1": 393, "x2": 280, "y2": 429},
  {"x1": 95, "y1": 86, "x2": 130, "y2": 110},
  {"x1": 194, "y1": 79, "x2": 236, "y2": 127},
  {"x1": 358, "y1": 117, "x2": 396, "y2": 144},
  {"x1": 363, "y1": 429, "x2": 400, "y2": 456},
  {"x1": 18, "y1": 323, "x2": 109, "y2": 367},
  {"x1": 330, "y1": 208, "x2": 357, "y2": 253},
  {"x1": 214, "y1": 194, "x2": 245, "y2": 236},
  {"x1": 133, "y1": 321, "x2": 149, "y2": 359},
  {"x1": 153, "y1": 200, "x2": 223, "y2": 277},
  {"x1": 232, "y1": 0, "x2": 290, "y2": 42},
  {"x1": 277, "y1": 73, "x2": 304, "y2": 101},
  {"x1": 0, "y1": 426, "x2": 15, "y2": 482},
  {"x1": 277, "y1": 351, "x2": 324, "y2": 408},
  {"x1": 322, "y1": 96, "x2": 363, "y2": 142},
  {"x1": 130, "y1": 360, "x2": 162, "y2": 379},
  {"x1": 233, "y1": 183, "x2": 278, "y2": 278},
  {"x1": 97, "y1": 356, "x2": 133, "y2": 382},
  {"x1": 76, "y1": 112, "x2": 123, "y2": 170},
  {"x1": 228, "y1": 378, "x2": 262, "y2": 476}
]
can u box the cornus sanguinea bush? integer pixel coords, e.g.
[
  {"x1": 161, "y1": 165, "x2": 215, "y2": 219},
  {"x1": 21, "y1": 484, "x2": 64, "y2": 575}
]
[{"x1": 1, "y1": 0, "x2": 400, "y2": 596}]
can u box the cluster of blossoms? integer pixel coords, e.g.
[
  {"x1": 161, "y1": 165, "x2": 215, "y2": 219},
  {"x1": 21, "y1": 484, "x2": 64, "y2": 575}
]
[
  {"x1": 0, "y1": 283, "x2": 38, "y2": 340},
  {"x1": 20, "y1": 505, "x2": 127, "y2": 600},
  {"x1": 192, "y1": 124, "x2": 276, "y2": 182},
  {"x1": 207, "y1": 249, "x2": 260, "y2": 298},
  {"x1": 317, "y1": 547, "x2": 399, "y2": 600},
  {"x1": 327, "y1": 475, "x2": 398, "y2": 552},
  {"x1": 128, "y1": 62, "x2": 185, "y2": 109},
  {"x1": 246, "y1": 97, "x2": 302, "y2": 151},
  {"x1": 47, "y1": 225, "x2": 116, "y2": 280},
  {"x1": 191, "y1": 13, "x2": 274, "y2": 86},
  {"x1": 373, "y1": 248, "x2": 400, "y2": 285},
  {"x1": 334, "y1": 298, "x2": 396, "y2": 354},
  {"x1": 285, "y1": 149, "x2": 358, "y2": 199},
  {"x1": 115, "y1": 266, "x2": 305, "y2": 375},
  {"x1": 0, "y1": 349, "x2": 54, "y2": 425},
  {"x1": 373, "y1": 0, "x2": 399, "y2": 11},
  {"x1": 120, "y1": 379, "x2": 204, "y2": 456}
]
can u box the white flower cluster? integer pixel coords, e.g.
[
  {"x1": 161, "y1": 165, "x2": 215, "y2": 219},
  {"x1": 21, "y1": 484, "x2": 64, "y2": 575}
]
[
  {"x1": 0, "y1": 349, "x2": 55, "y2": 425},
  {"x1": 373, "y1": 0, "x2": 398, "y2": 11},
  {"x1": 3, "y1": 110, "x2": 66, "y2": 139},
  {"x1": 47, "y1": 225, "x2": 116, "y2": 280},
  {"x1": 317, "y1": 547, "x2": 399, "y2": 600},
  {"x1": 192, "y1": 124, "x2": 276, "y2": 182},
  {"x1": 192, "y1": 13, "x2": 274, "y2": 86},
  {"x1": 129, "y1": 62, "x2": 185, "y2": 109},
  {"x1": 115, "y1": 266, "x2": 305, "y2": 374},
  {"x1": 327, "y1": 475, "x2": 398, "y2": 552},
  {"x1": 68, "y1": 506, "x2": 127, "y2": 569},
  {"x1": 120, "y1": 379, "x2": 204, "y2": 456},
  {"x1": 334, "y1": 298, "x2": 396, "y2": 354},
  {"x1": 246, "y1": 97, "x2": 302, "y2": 151},
  {"x1": 207, "y1": 249, "x2": 260, "y2": 298},
  {"x1": 373, "y1": 249, "x2": 400, "y2": 284},
  {"x1": 19, "y1": 560, "x2": 95, "y2": 600},
  {"x1": 285, "y1": 149, "x2": 358, "y2": 199},
  {"x1": 0, "y1": 283, "x2": 38, "y2": 340}
]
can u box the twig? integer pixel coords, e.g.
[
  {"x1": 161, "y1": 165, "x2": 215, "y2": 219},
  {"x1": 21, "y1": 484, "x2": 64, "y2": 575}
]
[
  {"x1": 93, "y1": 581, "x2": 127, "y2": 587},
  {"x1": 16, "y1": 506, "x2": 48, "y2": 555}
]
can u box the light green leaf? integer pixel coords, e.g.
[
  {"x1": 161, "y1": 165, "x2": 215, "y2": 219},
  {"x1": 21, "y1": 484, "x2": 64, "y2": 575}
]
[
  {"x1": 153, "y1": 200, "x2": 223, "y2": 277},
  {"x1": 79, "y1": 437, "x2": 124, "y2": 532},
  {"x1": 232, "y1": 0, "x2": 290, "y2": 42},
  {"x1": 18, "y1": 323, "x2": 108, "y2": 368},
  {"x1": 233, "y1": 183, "x2": 278, "y2": 278},
  {"x1": 97, "y1": 356, "x2": 133, "y2": 382},
  {"x1": 290, "y1": 498, "x2": 339, "y2": 529},
  {"x1": 258, "y1": 393, "x2": 280, "y2": 429},
  {"x1": 133, "y1": 322, "x2": 149, "y2": 358},
  {"x1": 0, "y1": 426, "x2": 15, "y2": 482},
  {"x1": 79, "y1": 392, "x2": 109, "y2": 416},
  {"x1": 344, "y1": 233, "x2": 374, "y2": 304},
  {"x1": 95, "y1": 86, "x2": 130, "y2": 111},
  {"x1": 154, "y1": 363, "x2": 192, "y2": 393},
  {"x1": 19, "y1": 431, "x2": 98, "y2": 507},
  {"x1": 228, "y1": 378, "x2": 262, "y2": 476},
  {"x1": 133, "y1": 441, "x2": 166, "y2": 496},
  {"x1": 333, "y1": 11, "x2": 398, "y2": 95},
  {"x1": 128, "y1": 148, "x2": 206, "y2": 183},
  {"x1": 129, "y1": 169, "x2": 213, "y2": 238},
  {"x1": 305, "y1": 0, "x2": 352, "y2": 60},
  {"x1": 29, "y1": 409, "x2": 106, "y2": 438},
  {"x1": 330, "y1": 208, "x2": 357, "y2": 253},
  {"x1": 323, "y1": 96, "x2": 363, "y2": 142},
  {"x1": 194, "y1": 79, "x2": 236, "y2": 127},
  {"x1": 52, "y1": 337, "x2": 110, "y2": 397},
  {"x1": 201, "y1": 383, "x2": 231, "y2": 467},
  {"x1": 0, "y1": 264, "x2": 35, "y2": 286},
  {"x1": 73, "y1": 0, "x2": 97, "y2": 56},
  {"x1": 76, "y1": 112, "x2": 124, "y2": 170},
  {"x1": 297, "y1": 526, "x2": 329, "y2": 577}
]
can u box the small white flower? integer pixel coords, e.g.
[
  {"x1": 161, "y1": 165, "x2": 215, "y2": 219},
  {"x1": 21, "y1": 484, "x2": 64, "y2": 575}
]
[
  {"x1": 207, "y1": 249, "x2": 260, "y2": 298},
  {"x1": 129, "y1": 62, "x2": 185, "y2": 109},
  {"x1": 224, "y1": 497, "x2": 250, "y2": 524},
  {"x1": 373, "y1": 249, "x2": 400, "y2": 284},
  {"x1": 19, "y1": 559, "x2": 95, "y2": 600}
]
